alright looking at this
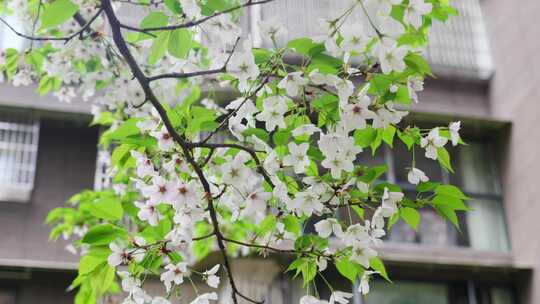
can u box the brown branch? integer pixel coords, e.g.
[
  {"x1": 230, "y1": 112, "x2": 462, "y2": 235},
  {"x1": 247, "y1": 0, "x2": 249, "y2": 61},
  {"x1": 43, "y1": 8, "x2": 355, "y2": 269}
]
[
  {"x1": 199, "y1": 76, "x2": 271, "y2": 145},
  {"x1": 222, "y1": 237, "x2": 297, "y2": 254},
  {"x1": 101, "y1": 1, "x2": 263, "y2": 303},
  {"x1": 190, "y1": 142, "x2": 274, "y2": 188},
  {"x1": 147, "y1": 37, "x2": 240, "y2": 82},
  {"x1": 0, "y1": 8, "x2": 103, "y2": 42},
  {"x1": 222, "y1": 237, "x2": 333, "y2": 259},
  {"x1": 119, "y1": 0, "x2": 276, "y2": 33}
]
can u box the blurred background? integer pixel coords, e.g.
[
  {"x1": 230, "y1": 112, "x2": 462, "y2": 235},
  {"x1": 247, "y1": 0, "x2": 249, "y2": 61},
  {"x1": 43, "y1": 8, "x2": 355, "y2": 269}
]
[{"x1": 0, "y1": 0, "x2": 538, "y2": 303}]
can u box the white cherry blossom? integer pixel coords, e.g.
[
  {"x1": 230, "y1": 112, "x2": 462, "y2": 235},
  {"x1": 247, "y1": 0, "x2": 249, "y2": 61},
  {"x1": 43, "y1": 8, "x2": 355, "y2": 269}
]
[
  {"x1": 407, "y1": 167, "x2": 429, "y2": 185},
  {"x1": 150, "y1": 126, "x2": 174, "y2": 151},
  {"x1": 160, "y1": 262, "x2": 188, "y2": 292},
  {"x1": 255, "y1": 96, "x2": 289, "y2": 131},
  {"x1": 203, "y1": 265, "x2": 220, "y2": 288},
  {"x1": 191, "y1": 293, "x2": 219, "y2": 304},
  {"x1": 449, "y1": 121, "x2": 461, "y2": 146},
  {"x1": 377, "y1": 38, "x2": 408, "y2": 74},
  {"x1": 283, "y1": 142, "x2": 310, "y2": 174},
  {"x1": 278, "y1": 71, "x2": 309, "y2": 97},
  {"x1": 420, "y1": 127, "x2": 448, "y2": 159},
  {"x1": 330, "y1": 291, "x2": 353, "y2": 304},
  {"x1": 404, "y1": 0, "x2": 433, "y2": 29}
]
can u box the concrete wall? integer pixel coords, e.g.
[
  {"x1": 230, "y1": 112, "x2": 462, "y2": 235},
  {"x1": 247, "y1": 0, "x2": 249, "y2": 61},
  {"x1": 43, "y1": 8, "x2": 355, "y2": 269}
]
[
  {"x1": 0, "y1": 116, "x2": 98, "y2": 267},
  {"x1": 482, "y1": 1, "x2": 540, "y2": 303}
]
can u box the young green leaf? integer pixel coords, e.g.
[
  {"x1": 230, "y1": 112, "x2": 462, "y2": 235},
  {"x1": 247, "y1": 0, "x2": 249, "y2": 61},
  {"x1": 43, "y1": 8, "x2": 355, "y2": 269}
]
[{"x1": 40, "y1": 0, "x2": 79, "y2": 30}]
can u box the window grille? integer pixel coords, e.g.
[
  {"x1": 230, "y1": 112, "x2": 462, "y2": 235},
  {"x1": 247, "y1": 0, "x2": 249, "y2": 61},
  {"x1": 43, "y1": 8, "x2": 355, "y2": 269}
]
[
  {"x1": 94, "y1": 147, "x2": 112, "y2": 191},
  {"x1": 0, "y1": 14, "x2": 29, "y2": 51},
  {"x1": 252, "y1": 0, "x2": 493, "y2": 79},
  {"x1": 0, "y1": 112, "x2": 40, "y2": 202},
  {"x1": 371, "y1": 141, "x2": 509, "y2": 252}
]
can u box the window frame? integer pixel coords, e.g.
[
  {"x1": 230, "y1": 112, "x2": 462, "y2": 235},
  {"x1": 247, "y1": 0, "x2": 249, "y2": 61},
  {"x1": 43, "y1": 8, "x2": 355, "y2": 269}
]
[{"x1": 0, "y1": 110, "x2": 40, "y2": 203}]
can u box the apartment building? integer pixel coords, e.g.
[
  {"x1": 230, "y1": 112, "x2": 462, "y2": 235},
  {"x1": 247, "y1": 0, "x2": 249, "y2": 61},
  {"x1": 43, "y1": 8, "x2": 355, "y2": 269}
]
[{"x1": 0, "y1": 0, "x2": 539, "y2": 303}]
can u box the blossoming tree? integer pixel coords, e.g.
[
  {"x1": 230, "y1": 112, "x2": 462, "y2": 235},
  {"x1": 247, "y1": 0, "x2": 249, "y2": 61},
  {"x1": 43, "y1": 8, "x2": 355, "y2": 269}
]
[{"x1": 0, "y1": 0, "x2": 464, "y2": 303}]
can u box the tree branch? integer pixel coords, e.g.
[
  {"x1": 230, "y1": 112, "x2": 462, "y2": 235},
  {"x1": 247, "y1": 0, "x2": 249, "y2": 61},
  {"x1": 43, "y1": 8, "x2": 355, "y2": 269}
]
[
  {"x1": 147, "y1": 37, "x2": 240, "y2": 82},
  {"x1": 101, "y1": 1, "x2": 263, "y2": 303},
  {"x1": 0, "y1": 8, "x2": 103, "y2": 42},
  {"x1": 191, "y1": 142, "x2": 274, "y2": 188},
  {"x1": 118, "y1": 0, "x2": 276, "y2": 33}
]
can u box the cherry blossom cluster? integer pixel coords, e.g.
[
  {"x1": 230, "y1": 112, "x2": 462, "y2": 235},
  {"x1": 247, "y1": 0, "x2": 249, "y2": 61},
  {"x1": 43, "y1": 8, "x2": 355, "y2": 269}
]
[{"x1": 1, "y1": 0, "x2": 463, "y2": 303}]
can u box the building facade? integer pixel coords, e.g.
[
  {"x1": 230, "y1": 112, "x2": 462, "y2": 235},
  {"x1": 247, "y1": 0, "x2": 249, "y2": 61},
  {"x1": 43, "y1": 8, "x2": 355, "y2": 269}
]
[{"x1": 0, "y1": 0, "x2": 538, "y2": 303}]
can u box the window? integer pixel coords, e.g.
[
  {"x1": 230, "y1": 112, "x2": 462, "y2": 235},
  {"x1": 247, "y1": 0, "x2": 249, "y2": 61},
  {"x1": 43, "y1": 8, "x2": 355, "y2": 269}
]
[
  {"x1": 365, "y1": 281, "x2": 453, "y2": 304},
  {"x1": 0, "y1": 288, "x2": 15, "y2": 304},
  {"x1": 362, "y1": 280, "x2": 516, "y2": 304},
  {"x1": 0, "y1": 111, "x2": 40, "y2": 202},
  {"x1": 269, "y1": 273, "x2": 517, "y2": 304},
  {"x1": 94, "y1": 148, "x2": 112, "y2": 190},
  {"x1": 251, "y1": 0, "x2": 493, "y2": 79},
  {"x1": 384, "y1": 138, "x2": 510, "y2": 252}
]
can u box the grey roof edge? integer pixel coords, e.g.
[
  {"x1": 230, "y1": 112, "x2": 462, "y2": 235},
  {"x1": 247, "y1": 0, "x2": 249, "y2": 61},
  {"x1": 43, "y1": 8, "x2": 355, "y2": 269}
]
[
  {"x1": 0, "y1": 257, "x2": 78, "y2": 271},
  {"x1": 0, "y1": 83, "x2": 92, "y2": 115}
]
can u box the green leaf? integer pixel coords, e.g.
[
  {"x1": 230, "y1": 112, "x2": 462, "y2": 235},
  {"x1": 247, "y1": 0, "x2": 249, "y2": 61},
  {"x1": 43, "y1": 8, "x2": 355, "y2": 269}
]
[
  {"x1": 282, "y1": 215, "x2": 302, "y2": 236},
  {"x1": 434, "y1": 204, "x2": 460, "y2": 229},
  {"x1": 397, "y1": 130, "x2": 415, "y2": 150},
  {"x1": 437, "y1": 147, "x2": 454, "y2": 173},
  {"x1": 81, "y1": 224, "x2": 127, "y2": 246},
  {"x1": 90, "y1": 263, "x2": 115, "y2": 295},
  {"x1": 40, "y1": 0, "x2": 79, "y2": 30},
  {"x1": 354, "y1": 127, "x2": 378, "y2": 148},
  {"x1": 432, "y1": 4, "x2": 459, "y2": 21},
  {"x1": 273, "y1": 130, "x2": 291, "y2": 146},
  {"x1": 301, "y1": 260, "x2": 317, "y2": 286},
  {"x1": 357, "y1": 165, "x2": 387, "y2": 183},
  {"x1": 369, "y1": 74, "x2": 393, "y2": 95},
  {"x1": 351, "y1": 205, "x2": 365, "y2": 220},
  {"x1": 168, "y1": 29, "x2": 193, "y2": 58},
  {"x1": 370, "y1": 129, "x2": 384, "y2": 155},
  {"x1": 435, "y1": 185, "x2": 469, "y2": 200},
  {"x1": 416, "y1": 181, "x2": 439, "y2": 193},
  {"x1": 256, "y1": 215, "x2": 277, "y2": 236},
  {"x1": 38, "y1": 76, "x2": 60, "y2": 95},
  {"x1": 405, "y1": 53, "x2": 433, "y2": 76},
  {"x1": 164, "y1": 0, "x2": 182, "y2": 14},
  {"x1": 111, "y1": 144, "x2": 133, "y2": 167},
  {"x1": 287, "y1": 258, "x2": 306, "y2": 272},
  {"x1": 387, "y1": 212, "x2": 400, "y2": 230},
  {"x1": 139, "y1": 253, "x2": 163, "y2": 274},
  {"x1": 89, "y1": 197, "x2": 124, "y2": 221},
  {"x1": 287, "y1": 38, "x2": 324, "y2": 57},
  {"x1": 100, "y1": 118, "x2": 141, "y2": 145},
  {"x1": 79, "y1": 255, "x2": 105, "y2": 276},
  {"x1": 400, "y1": 207, "x2": 420, "y2": 230},
  {"x1": 370, "y1": 257, "x2": 391, "y2": 282},
  {"x1": 382, "y1": 126, "x2": 396, "y2": 147},
  {"x1": 253, "y1": 48, "x2": 272, "y2": 64},
  {"x1": 149, "y1": 31, "x2": 171, "y2": 65},
  {"x1": 394, "y1": 85, "x2": 411, "y2": 105},
  {"x1": 128, "y1": 12, "x2": 169, "y2": 42},
  {"x1": 90, "y1": 111, "x2": 115, "y2": 126},
  {"x1": 243, "y1": 128, "x2": 269, "y2": 142},
  {"x1": 432, "y1": 194, "x2": 470, "y2": 211},
  {"x1": 336, "y1": 258, "x2": 358, "y2": 282}
]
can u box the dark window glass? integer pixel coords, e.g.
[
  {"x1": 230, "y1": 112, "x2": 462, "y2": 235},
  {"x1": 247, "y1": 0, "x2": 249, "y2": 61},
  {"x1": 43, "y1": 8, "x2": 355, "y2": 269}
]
[
  {"x1": 0, "y1": 289, "x2": 15, "y2": 304},
  {"x1": 393, "y1": 144, "x2": 444, "y2": 184}
]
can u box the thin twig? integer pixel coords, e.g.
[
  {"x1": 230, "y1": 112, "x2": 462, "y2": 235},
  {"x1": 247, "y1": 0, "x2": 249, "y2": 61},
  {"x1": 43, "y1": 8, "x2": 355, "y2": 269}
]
[
  {"x1": 100, "y1": 1, "x2": 263, "y2": 303},
  {"x1": 119, "y1": 0, "x2": 276, "y2": 33},
  {"x1": 0, "y1": 8, "x2": 103, "y2": 42},
  {"x1": 147, "y1": 37, "x2": 241, "y2": 82}
]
